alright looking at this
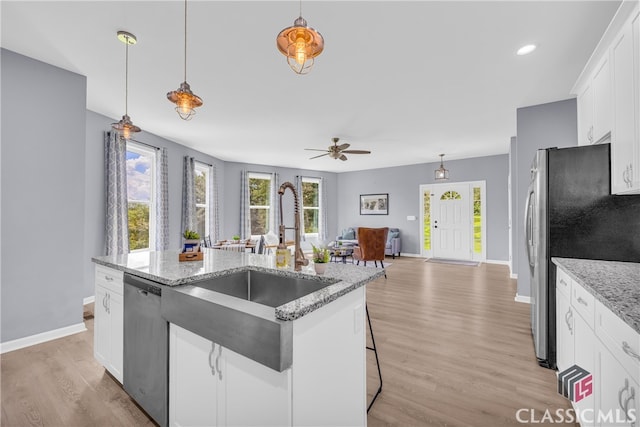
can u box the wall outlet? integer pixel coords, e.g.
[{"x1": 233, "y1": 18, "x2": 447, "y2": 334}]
[{"x1": 406, "y1": 215, "x2": 417, "y2": 221}]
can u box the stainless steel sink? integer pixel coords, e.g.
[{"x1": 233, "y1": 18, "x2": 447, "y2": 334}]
[
  {"x1": 191, "y1": 270, "x2": 331, "y2": 308},
  {"x1": 161, "y1": 269, "x2": 337, "y2": 372}
]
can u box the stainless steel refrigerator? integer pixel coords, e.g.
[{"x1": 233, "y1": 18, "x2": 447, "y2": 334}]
[{"x1": 524, "y1": 144, "x2": 640, "y2": 369}]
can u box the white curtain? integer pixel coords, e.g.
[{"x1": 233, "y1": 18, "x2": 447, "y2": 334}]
[
  {"x1": 269, "y1": 172, "x2": 279, "y2": 235},
  {"x1": 104, "y1": 131, "x2": 129, "y2": 255},
  {"x1": 181, "y1": 156, "x2": 196, "y2": 239},
  {"x1": 155, "y1": 147, "x2": 169, "y2": 250},
  {"x1": 319, "y1": 177, "x2": 328, "y2": 241},
  {"x1": 209, "y1": 164, "x2": 220, "y2": 241},
  {"x1": 239, "y1": 170, "x2": 251, "y2": 239}
]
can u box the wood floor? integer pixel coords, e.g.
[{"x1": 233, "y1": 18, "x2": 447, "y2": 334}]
[{"x1": 1, "y1": 257, "x2": 573, "y2": 426}]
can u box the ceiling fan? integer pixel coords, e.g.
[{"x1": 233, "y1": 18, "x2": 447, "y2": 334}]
[{"x1": 305, "y1": 137, "x2": 371, "y2": 161}]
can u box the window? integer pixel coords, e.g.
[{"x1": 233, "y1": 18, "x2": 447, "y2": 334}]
[
  {"x1": 301, "y1": 177, "x2": 320, "y2": 235},
  {"x1": 473, "y1": 186, "x2": 482, "y2": 254},
  {"x1": 248, "y1": 172, "x2": 271, "y2": 235},
  {"x1": 423, "y1": 189, "x2": 431, "y2": 250},
  {"x1": 440, "y1": 190, "x2": 462, "y2": 200},
  {"x1": 126, "y1": 141, "x2": 156, "y2": 251},
  {"x1": 195, "y1": 162, "x2": 209, "y2": 238}
]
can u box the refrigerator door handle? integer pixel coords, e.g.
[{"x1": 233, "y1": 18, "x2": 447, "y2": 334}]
[{"x1": 524, "y1": 189, "x2": 535, "y2": 269}]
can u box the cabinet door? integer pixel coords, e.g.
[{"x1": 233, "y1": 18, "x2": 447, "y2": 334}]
[
  {"x1": 556, "y1": 289, "x2": 574, "y2": 372},
  {"x1": 108, "y1": 291, "x2": 124, "y2": 383},
  {"x1": 222, "y1": 346, "x2": 292, "y2": 427},
  {"x1": 574, "y1": 312, "x2": 596, "y2": 427},
  {"x1": 94, "y1": 284, "x2": 110, "y2": 368},
  {"x1": 578, "y1": 84, "x2": 594, "y2": 146},
  {"x1": 592, "y1": 56, "x2": 612, "y2": 143},
  {"x1": 611, "y1": 24, "x2": 636, "y2": 194},
  {"x1": 169, "y1": 324, "x2": 218, "y2": 427},
  {"x1": 597, "y1": 341, "x2": 639, "y2": 427}
]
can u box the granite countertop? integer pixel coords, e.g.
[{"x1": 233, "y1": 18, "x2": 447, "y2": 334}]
[
  {"x1": 552, "y1": 257, "x2": 640, "y2": 334},
  {"x1": 92, "y1": 249, "x2": 384, "y2": 321}
]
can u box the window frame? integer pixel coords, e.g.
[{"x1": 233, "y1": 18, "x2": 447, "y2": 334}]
[
  {"x1": 248, "y1": 172, "x2": 272, "y2": 237},
  {"x1": 194, "y1": 161, "x2": 210, "y2": 238},
  {"x1": 301, "y1": 177, "x2": 321, "y2": 237},
  {"x1": 126, "y1": 140, "x2": 157, "y2": 253}
]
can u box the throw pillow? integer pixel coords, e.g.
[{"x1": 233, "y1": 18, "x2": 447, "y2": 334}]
[
  {"x1": 343, "y1": 229, "x2": 356, "y2": 240},
  {"x1": 387, "y1": 231, "x2": 399, "y2": 243}
]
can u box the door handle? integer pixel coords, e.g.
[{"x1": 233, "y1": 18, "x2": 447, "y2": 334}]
[
  {"x1": 215, "y1": 344, "x2": 222, "y2": 381},
  {"x1": 524, "y1": 190, "x2": 535, "y2": 268},
  {"x1": 208, "y1": 342, "x2": 216, "y2": 376},
  {"x1": 622, "y1": 341, "x2": 640, "y2": 362}
]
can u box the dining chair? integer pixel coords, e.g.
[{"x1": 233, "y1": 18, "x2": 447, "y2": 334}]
[
  {"x1": 353, "y1": 227, "x2": 388, "y2": 278},
  {"x1": 257, "y1": 235, "x2": 266, "y2": 255}
]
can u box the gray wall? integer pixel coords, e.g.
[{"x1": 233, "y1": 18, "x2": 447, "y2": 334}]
[
  {"x1": 515, "y1": 98, "x2": 577, "y2": 297},
  {"x1": 510, "y1": 136, "x2": 518, "y2": 276},
  {"x1": 84, "y1": 110, "x2": 226, "y2": 299},
  {"x1": 1, "y1": 49, "x2": 87, "y2": 341},
  {"x1": 336, "y1": 154, "x2": 510, "y2": 261},
  {"x1": 221, "y1": 162, "x2": 338, "y2": 243}
]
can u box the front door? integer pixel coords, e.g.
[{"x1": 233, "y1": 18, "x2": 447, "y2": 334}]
[{"x1": 431, "y1": 184, "x2": 471, "y2": 260}]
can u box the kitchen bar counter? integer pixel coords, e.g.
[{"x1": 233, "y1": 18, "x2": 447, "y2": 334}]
[
  {"x1": 552, "y1": 257, "x2": 640, "y2": 334},
  {"x1": 93, "y1": 249, "x2": 384, "y2": 321}
]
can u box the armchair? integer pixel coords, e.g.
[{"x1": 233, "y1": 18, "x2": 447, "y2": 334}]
[
  {"x1": 353, "y1": 227, "x2": 388, "y2": 278},
  {"x1": 385, "y1": 228, "x2": 401, "y2": 258},
  {"x1": 335, "y1": 227, "x2": 358, "y2": 245}
]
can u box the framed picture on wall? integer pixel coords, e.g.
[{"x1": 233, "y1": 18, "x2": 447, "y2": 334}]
[{"x1": 360, "y1": 193, "x2": 389, "y2": 215}]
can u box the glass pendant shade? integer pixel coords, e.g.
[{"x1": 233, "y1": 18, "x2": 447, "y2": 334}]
[
  {"x1": 277, "y1": 16, "x2": 324, "y2": 75},
  {"x1": 168, "y1": 0, "x2": 203, "y2": 120},
  {"x1": 167, "y1": 81, "x2": 203, "y2": 121},
  {"x1": 111, "y1": 31, "x2": 141, "y2": 139},
  {"x1": 434, "y1": 154, "x2": 449, "y2": 180}
]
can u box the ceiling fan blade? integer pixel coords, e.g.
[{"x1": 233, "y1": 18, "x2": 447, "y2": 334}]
[
  {"x1": 339, "y1": 154, "x2": 348, "y2": 161},
  {"x1": 305, "y1": 148, "x2": 329, "y2": 152},
  {"x1": 309, "y1": 153, "x2": 329, "y2": 160},
  {"x1": 341, "y1": 150, "x2": 371, "y2": 154},
  {"x1": 337, "y1": 143, "x2": 350, "y2": 150}
]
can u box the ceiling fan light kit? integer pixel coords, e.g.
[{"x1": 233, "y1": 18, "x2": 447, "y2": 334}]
[
  {"x1": 167, "y1": 0, "x2": 203, "y2": 121},
  {"x1": 111, "y1": 31, "x2": 141, "y2": 140},
  {"x1": 305, "y1": 137, "x2": 371, "y2": 161},
  {"x1": 276, "y1": 0, "x2": 324, "y2": 75},
  {"x1": 434, "y1": 154, "x2": 449, "y2": 180}
]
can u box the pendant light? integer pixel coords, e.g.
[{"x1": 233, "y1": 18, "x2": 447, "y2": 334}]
[
  {"x1": 112, "y1": 31, "x2": 141, "y2": 139},
  {"x1": 276, "y1": 0, "x2": 324, "y2": 75},
  {"x1": 434, "y1": 154, "x2": 449, "y2": 181},
  {"x1": 167, "y1": 0, "x2": 203, "y2": 120}
]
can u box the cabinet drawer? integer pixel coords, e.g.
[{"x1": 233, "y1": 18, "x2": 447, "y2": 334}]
[
  {"x1": 571, "y1": 282, "x2": 595, "y2": 329},
  {"x1": 596, "y1": 299, "x2": 640, "y2": 380},
  {"x1": 95, "y1": 265, "x2": 124, "y2": 295},
  {"x1": 556, "y1": 267, "x2": 572, "y2": 298}
]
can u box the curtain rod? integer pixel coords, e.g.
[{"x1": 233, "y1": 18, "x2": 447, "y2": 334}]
[{"x1": 127, "y1": 138, "x2": 161, "y2": 151}]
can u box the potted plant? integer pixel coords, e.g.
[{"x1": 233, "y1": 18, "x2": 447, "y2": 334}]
[
  {"x1": 312, "y1": 244, "x2": 330, "y2": 275},
  {"x1": 183, "y1": 229, "x2": 201, "y2": 253},
  {"x1": 232, "y1": 234, "x2": 241, "y2": 243}
]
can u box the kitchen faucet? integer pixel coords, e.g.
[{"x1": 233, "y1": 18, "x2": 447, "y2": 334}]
[{"x1": 277, "y1": 182, "x2": 309, "y2": 271}]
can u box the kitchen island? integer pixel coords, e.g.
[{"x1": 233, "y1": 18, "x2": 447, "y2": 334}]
[{"x1": 92, "y1": 248, "x2": 385, "y2": 427}]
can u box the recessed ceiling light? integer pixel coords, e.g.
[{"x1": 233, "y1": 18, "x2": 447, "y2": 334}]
[{"x1": 517, "y1": 44, "x2": 537, "y2": 56}]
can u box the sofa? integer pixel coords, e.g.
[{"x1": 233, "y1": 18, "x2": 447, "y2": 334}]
[{"x1": 336, "y1": 227, "x2": 402, "y2": 258}]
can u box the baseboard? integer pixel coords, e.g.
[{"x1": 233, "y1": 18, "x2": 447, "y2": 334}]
[
  {"x1": 485, "y1": 259, "x2": 510, "y2": 265},
  {"x1": 0, "y1": 322, "x2": 87, "y2": 354},
  {"x1": 514, "y1": 293, "x2": 531, "y2": 304},
  {"x1": 396, "y1": 253, "x2": 423, "y2": 258},
  {"x1": 83, "y1": 295, "x2": 95, "y2": 305},
  {"x1": 510, "y1": 273, "x2": 518, "y2": 279}
]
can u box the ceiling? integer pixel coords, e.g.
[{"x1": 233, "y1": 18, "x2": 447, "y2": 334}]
[{"x1": 1, "y1": 1, "x2": 620, "y2": 172}]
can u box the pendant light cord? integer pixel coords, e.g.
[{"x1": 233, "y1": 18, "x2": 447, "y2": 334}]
[
  {"x1": 299, "y1": 0, "x2": 302, "y2": 17},
  {"x1": 183, "y1": 0, "x2": 188, "y2": 82},
  {"x1": 125, "y1": 36, "x2": 129, "y2": 115}
]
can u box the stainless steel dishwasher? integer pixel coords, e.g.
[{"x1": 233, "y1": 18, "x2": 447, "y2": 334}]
[{"x1": 123, "y1": 273, "x2": 168, "y2": 427}]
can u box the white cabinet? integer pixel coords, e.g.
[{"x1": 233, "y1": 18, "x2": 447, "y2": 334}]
[
  {"x1": 611, "y1": 8, "x2": 640, "y2": 194},
  {"x1": 169, "y1": 324, "x2": 291, "y2": 427},
  {"x1": 170, "y1": 286, "x2": 366, "y2": 427},
  {"x1": 94, "y1": 265, "x2": 124, "y2": 383},
  {"x1": 556, "y1": 272, "x2": 574, "y2": 372},
  {"x1": 596, "y1": 342, "x2": 639, "y2": 427},
  {"x1": 573, "y1": 311, "x2": 596, "y2": 427},
  {"x1": 577, "y1": 57, "x2": 611, "y2": 146}
]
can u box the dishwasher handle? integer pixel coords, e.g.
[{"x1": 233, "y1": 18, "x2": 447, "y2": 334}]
[{"x1": 124, "y1": 273, "x2": 162, "y2": 297}]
